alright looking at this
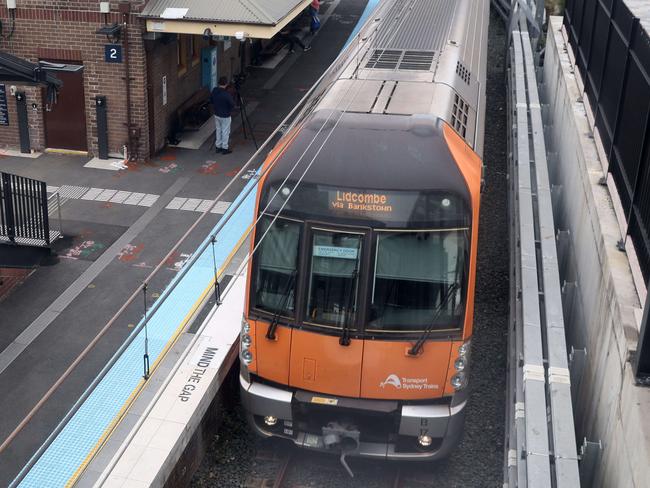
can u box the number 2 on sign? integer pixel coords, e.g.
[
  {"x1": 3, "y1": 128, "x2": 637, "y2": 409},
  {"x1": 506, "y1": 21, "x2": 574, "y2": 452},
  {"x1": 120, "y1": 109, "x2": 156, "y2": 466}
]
[{"x1": 105, "y1": 44, "x2": 122, "y2": 63}]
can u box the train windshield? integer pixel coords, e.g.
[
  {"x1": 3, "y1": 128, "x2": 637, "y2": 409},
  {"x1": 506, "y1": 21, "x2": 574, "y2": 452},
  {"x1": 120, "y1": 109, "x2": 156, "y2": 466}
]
[
  {"x1": 252, "y1": 216, "x2": 301, "y2": 317},
  {"x1": 305, "y1": 229, "x2": 363, "y2": 329},
  {"x1": 368, "y1": 229, "x2": 468, "y2": 333}
]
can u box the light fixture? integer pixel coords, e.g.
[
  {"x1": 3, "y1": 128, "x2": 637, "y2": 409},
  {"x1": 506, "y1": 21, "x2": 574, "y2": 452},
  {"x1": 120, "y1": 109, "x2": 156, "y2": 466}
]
[
  {"x1": 96, "y1": 23, "x2": 123, "y2": 42},
  {"x1": 450, "y1": 371, "x2": 467, "y2": 390},
  {"x1": 203, "y1": 28, "x2": 212, "y2": 40},
  {"x1": 264, "y1": 415, "x2": 278, "y2": 426},
  {"x1": 418, "y1": 435, "x2": 433, "y2": 447}
]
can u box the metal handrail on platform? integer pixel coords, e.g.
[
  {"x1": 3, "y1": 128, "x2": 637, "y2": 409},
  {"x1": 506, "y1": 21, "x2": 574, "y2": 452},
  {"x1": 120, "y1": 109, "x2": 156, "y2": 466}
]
[{"x1": 505, "y1": 9, "x2": 581, "y2": 488}]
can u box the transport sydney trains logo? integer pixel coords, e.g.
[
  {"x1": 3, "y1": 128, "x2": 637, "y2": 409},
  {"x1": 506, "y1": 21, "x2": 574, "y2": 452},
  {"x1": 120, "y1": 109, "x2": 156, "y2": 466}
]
[
  {"x1": 380, "y1": 374, "x2": 439, "y2": 390},
  {"x1": 380, "y1": 374, "x2": 402, "y2": 388}
]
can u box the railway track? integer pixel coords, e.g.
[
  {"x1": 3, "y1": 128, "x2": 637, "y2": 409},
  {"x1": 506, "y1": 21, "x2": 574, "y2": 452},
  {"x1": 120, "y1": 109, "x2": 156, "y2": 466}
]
[
  {"x1": 194, "y1": 5, "x2": 509, "y2": 488},
  {"x1": 244, "y1": 444, "x2": 446, "y2": 488}
]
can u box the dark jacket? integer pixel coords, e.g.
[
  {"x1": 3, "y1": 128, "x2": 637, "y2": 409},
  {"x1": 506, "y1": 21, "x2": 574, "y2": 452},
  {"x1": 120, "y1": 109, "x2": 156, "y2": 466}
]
[{"x1": 211, "y1": 86, "x2": 235, "y2": 118}]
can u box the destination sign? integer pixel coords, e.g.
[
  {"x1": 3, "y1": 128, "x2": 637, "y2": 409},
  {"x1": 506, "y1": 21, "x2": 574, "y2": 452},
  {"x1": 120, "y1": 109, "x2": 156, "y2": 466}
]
[
  {"x1": 330, "y1": 191, "x2": 393, "y2": 214},
  {"x1": 263, "y1": 183, "x2": 469, "y2": 226}
]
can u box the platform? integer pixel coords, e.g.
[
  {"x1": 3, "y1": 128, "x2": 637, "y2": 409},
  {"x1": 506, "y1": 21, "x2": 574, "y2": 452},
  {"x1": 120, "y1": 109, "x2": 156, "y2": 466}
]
[{"x1": 11, "y1": 176, "x2": 257, "y2": 487}]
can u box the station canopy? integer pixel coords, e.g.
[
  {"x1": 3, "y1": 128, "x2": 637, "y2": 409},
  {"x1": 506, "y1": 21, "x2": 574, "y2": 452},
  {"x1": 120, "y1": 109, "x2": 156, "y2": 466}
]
[
  {"x1": 0, "y1": 51, "x2": 61, "y2": 87},
  {"x1": 140, "y1": 0, "x2": 311, "y2": 39}
]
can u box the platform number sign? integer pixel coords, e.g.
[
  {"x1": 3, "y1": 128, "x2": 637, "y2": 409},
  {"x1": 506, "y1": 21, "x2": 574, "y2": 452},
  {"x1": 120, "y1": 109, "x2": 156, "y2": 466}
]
[{"x1": 105, "y1": 44, "x2": 122, "y2": 63}]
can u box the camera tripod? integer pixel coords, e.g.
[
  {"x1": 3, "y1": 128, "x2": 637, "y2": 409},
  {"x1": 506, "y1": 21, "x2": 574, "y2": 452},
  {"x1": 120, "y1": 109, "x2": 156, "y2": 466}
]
[{"x1": 233, "y1": 75, "x2": 258, "y2": 150}]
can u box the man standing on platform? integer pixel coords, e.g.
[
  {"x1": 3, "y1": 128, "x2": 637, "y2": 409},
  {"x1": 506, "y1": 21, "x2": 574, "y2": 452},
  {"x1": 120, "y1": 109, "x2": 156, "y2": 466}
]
[{"x1": 211, "y1": 76, "x2": 235, "y2": 154}]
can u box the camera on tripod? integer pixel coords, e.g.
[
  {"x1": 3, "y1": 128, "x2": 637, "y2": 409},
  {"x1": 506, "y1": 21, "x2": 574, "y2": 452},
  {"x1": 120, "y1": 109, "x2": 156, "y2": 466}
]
[
  {"x1": 232, "y1": 73, "x2": 246, "y2": 92},
  {"x1": 230, "y1": 73, "x2": 258, "y2": 150}
]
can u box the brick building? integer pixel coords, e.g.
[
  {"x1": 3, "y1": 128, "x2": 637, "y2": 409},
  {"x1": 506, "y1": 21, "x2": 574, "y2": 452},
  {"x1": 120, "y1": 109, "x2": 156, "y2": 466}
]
[{"x1": 0, "y1": 0, "x2": 310, "y2": 160}]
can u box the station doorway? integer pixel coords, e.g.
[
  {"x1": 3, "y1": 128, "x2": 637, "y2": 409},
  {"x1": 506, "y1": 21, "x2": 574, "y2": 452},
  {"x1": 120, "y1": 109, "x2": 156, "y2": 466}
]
[{"x1": 41, "y1": 62, "x2": 87, "y2": 152}]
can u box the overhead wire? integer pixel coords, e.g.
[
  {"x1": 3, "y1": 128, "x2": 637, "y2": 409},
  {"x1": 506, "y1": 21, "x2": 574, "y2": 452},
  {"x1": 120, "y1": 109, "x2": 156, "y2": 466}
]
[{"x1": 88, "y1": 1, "x2": 411, "y2": 483}]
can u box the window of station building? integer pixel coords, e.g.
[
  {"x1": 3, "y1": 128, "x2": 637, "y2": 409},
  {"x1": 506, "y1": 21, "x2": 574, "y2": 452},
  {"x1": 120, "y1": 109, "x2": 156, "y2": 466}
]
[
  {"x1": 306, "y1": 230, "x2": 363, "y2": 329},
  {"x1": 368, "y1": 229, "x2": 468, "y2": 333},
  {"x1": 252, "y1": 216, "x2": 301, "y2": 317},
  {"x1": 177, "y1": 35, "x2": 188, "y2": 76}
]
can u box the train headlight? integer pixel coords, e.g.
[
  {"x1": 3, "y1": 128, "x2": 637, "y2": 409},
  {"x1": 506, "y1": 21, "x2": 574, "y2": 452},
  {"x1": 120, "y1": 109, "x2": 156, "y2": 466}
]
[
  {"x1": 451, "y1": 371, "x2": 467, "y2": 390},
  {"x1": 241, "y1": 334, "x2": 252, "y2": 347},
  {"x1": 454, "y1": 358, "x2": 466, "y2": 371},
  {"x1": 458, "y1": 340, "x2": 471, "y2": 358},
  {"x1": 264, "y1": 415, "x2": 278, "y2": 426},
  {"x1": 418, "y1": 435, "x2": 433, "y2": 447},
  {"x1": 241, "y1": 317, "x2": 250, "y2": 334},
  {"x1": 241, "y1": 350, "x2": 253, "y2": 364}
]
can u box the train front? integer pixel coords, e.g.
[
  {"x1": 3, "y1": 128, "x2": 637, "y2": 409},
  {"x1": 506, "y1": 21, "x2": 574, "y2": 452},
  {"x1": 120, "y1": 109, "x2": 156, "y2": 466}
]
[{"x1": 240, "y1": 111, "x2": 481, "y2": 461}]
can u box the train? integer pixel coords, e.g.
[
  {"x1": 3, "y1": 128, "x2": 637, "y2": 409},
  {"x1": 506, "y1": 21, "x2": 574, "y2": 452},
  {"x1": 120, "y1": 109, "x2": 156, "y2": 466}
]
[{"x1": 239, "y1": 0, "x2": 488, "y2": 466}]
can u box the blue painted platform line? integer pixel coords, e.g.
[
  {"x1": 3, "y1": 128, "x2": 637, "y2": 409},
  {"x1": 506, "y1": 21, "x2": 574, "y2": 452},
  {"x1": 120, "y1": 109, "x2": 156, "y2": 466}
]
[{"x1": 14, "y1": 178, "x2": 258, "y2": 488}]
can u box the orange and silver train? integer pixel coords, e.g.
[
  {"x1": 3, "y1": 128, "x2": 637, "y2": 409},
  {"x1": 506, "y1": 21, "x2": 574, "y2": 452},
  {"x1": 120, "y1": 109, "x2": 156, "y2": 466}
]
[{"x1": 240, "y1": 0, "x2": 488, "y2": 461}]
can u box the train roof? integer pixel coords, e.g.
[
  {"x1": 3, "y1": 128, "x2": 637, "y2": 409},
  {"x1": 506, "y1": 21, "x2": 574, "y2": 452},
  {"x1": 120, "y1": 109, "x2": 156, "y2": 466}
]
[
  {"x1": 262, "y1": 111, "x2": 471, "y2": 214},
  {"x1": 316, "y1": 0, "x2": 488, "y2": 156}
]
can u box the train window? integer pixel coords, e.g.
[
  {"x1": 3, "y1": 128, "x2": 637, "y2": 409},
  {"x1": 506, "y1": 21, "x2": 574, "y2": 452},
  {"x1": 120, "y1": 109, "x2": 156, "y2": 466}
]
[
  {"x1": 306, "y1": 230, "x2": 363, "y2": 329},
  {"x1": 252, "y1": 216, "x2": 301, "y2": 317},
  {"x1": 368, "y1": 229, "x2": 468, "y2": 333}
]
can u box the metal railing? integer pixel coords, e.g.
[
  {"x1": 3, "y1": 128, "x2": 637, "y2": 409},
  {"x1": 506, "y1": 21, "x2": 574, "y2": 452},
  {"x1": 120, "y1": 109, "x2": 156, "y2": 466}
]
[
  {"x1": 504, "y1": 8, "x2": 581, "y2": 488},
  {"x1": 46, "y1": 192, "x2": 63, "y2": 239},
  {"x1": 0, "y1": 171, "x2": 57, "y2": 247}
]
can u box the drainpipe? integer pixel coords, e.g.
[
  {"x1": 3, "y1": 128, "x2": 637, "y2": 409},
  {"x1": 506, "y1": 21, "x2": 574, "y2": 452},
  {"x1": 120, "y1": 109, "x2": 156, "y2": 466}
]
[{"x1": 119, "y1": 1, "x2": 139, "y2": 160}]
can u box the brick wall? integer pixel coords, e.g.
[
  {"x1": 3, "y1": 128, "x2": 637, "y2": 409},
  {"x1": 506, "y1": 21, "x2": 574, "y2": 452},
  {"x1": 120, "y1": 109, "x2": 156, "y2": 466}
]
[{"x1": 0, "y1": 1, "x2": 150, "y2": 158}]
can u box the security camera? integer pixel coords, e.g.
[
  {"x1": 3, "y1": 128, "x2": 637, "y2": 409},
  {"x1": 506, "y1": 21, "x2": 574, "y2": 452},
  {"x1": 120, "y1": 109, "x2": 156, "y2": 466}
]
[{"x1": 203, "y1": 28, "x2": 212, "y2": 40}]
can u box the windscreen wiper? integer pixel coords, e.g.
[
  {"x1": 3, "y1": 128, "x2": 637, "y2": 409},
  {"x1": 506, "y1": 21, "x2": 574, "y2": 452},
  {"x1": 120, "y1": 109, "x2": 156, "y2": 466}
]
[
  {"x1": 408, "y1": 281, "x2": 460, "y2": 356},
  {"x1": 339, "y1": 268, "x2": 358, "y2": 346},
  {"x1": 266, "y1": 270, "x2": 296, "y2": 340}
]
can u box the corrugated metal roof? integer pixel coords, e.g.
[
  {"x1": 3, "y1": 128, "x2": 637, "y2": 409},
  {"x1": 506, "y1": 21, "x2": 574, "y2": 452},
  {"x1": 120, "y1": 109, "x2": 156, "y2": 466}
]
[
  {"x1": 140, "y1": 0, "x2": 306, "y2": 25},
  {"x1": 375, "y1": 0, "x2": 456, "y2": 51}
]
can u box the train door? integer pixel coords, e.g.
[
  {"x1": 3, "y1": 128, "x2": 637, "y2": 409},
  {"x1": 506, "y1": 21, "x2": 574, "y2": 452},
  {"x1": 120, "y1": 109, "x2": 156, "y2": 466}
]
[
  {"x1": 289, "y1": 225, "x2": 367, "y2": 398},
  {"x1": 360, "y1": 229, "x2": 460, "y2": 399}
]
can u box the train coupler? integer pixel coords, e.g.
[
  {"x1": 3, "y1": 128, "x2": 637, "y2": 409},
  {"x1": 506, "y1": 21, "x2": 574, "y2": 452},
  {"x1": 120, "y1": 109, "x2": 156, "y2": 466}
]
[{"x1": 321, "y1": 422, "x2": 360, "y2": 478}]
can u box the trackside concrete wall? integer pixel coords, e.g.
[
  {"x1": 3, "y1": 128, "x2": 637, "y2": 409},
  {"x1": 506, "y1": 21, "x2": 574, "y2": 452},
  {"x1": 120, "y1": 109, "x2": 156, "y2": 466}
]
[{"x1": 541, "y1": 16, "x2": 650, "y2": 488}]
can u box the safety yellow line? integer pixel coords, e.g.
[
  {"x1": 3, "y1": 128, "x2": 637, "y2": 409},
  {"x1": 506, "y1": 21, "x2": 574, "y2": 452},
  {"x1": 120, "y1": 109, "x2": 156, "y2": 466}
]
[
  {"x1": 66, "y1": 226, "x2": 252, "y2": 486},
  {"x1": 44, "y1": 148, "x2": 90, "y2": 156}
]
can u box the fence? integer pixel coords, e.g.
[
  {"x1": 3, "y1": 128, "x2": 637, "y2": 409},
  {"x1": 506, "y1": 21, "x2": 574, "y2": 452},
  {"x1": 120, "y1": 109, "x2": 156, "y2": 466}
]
[
  {"x1": 0, "y1": 172, "x2": 58, "y2": 247},
  {"x1": 564, "y1": 0, "x2": 650, "y2": 282}
]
